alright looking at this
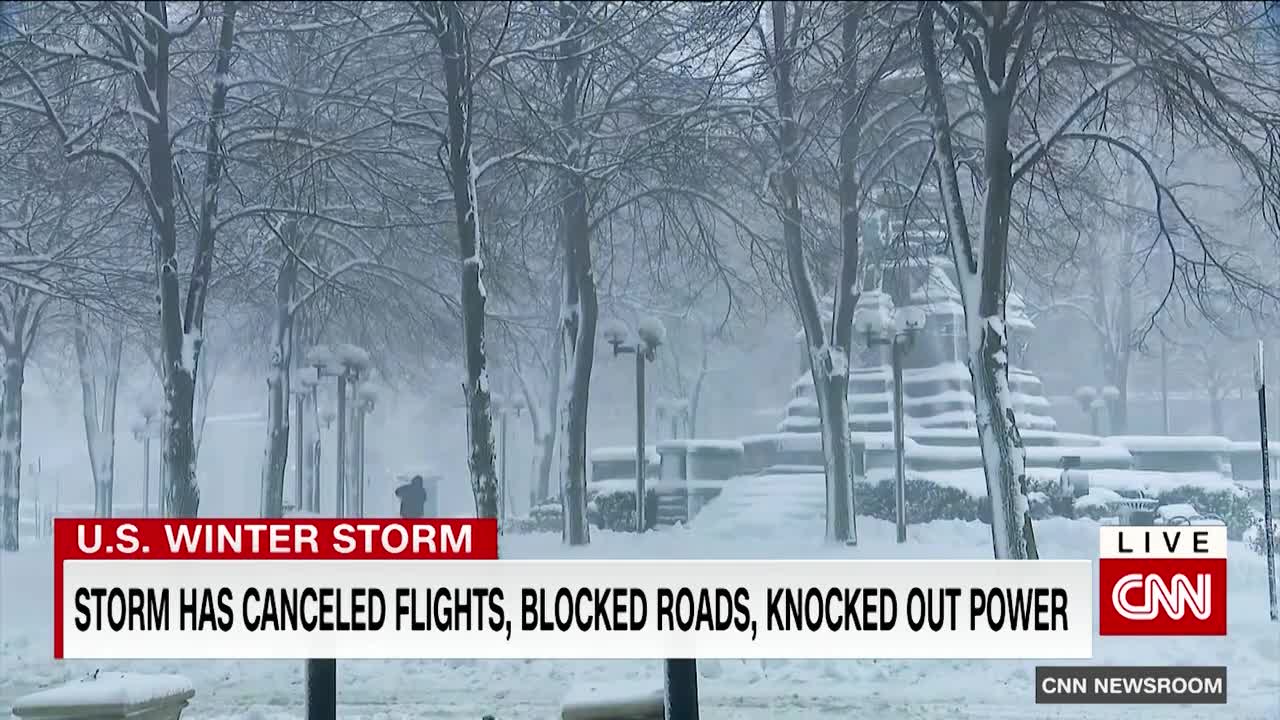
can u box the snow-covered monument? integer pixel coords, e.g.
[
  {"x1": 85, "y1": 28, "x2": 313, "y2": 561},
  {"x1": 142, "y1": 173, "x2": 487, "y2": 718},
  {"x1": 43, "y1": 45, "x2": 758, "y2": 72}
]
[{"x1": 780, "y1": 255, "x2": 1058, "y2": 436}]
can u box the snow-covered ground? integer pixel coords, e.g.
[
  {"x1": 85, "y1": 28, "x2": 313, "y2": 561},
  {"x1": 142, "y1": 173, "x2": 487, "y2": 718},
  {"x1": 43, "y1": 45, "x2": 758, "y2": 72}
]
[{"x1": 3, "y1": 482, "x2": 1278, "y2": 719}]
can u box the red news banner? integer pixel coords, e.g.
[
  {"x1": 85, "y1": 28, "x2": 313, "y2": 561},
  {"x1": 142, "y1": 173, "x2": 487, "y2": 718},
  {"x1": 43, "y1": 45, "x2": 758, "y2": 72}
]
[{"x1": 53, "y1": 518, "x2": 497, "y2": 658}]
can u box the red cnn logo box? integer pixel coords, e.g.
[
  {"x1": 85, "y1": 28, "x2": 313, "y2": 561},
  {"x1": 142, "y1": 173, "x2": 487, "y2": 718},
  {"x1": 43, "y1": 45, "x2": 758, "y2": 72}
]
[{"x1": 1098, "y1": 526, "x2": 1226, "y2": 636}]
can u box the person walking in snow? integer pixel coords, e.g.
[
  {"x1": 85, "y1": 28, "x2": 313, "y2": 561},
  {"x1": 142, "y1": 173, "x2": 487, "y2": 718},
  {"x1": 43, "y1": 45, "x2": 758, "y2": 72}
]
[{"x1": 396, "y1": 475, "x2": 427, "y2": 518}]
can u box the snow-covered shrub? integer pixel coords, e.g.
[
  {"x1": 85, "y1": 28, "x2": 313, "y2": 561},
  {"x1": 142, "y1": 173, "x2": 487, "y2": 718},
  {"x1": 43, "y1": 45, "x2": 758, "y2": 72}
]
[
  {"x1": 587, "y1": 487, "x2": 659, "y2": 531},
  {"x1": 1101, "y1": 385, "x2": 1121, "y2": 402},
  {"x1": 858, "y1": 477, "x2": 983, "y2": 524},
  {"x1": 1153, "y1": 486, "x2": 1253, "y2": 539},
  {"x1": 1245, "y1": 516, "x2": 1280, "y2": 558},
  {"x1": 509, "y1": 500, "x2": 563, "y2": 533}
]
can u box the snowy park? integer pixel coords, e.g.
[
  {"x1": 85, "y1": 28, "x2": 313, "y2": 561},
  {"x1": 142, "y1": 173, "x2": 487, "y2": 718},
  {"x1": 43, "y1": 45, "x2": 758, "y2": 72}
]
[{"x1": 4, "y1": 1, "x2": 1280, "y2": 719}]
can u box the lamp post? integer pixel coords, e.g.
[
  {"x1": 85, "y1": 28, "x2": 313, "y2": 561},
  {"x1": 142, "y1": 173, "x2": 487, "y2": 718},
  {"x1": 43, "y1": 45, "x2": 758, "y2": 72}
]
[
  {"x1": 603, "y1": 317, "x2": 666, "y2": 533},
  {"x1": 354, "y1": 382, "x2": 379, "y2": 519},
  {"x1": 300, "y1": 346, "x2": 349, "y2": 720},
  {"x1": 855, "y1": 291, "x2": 925, "y2": 544},
  {"x1": 604, "y1": 316, "x2": 695, "y2": 720},
  {"x1": 491, "y1": 393, "x2": 525, "y2": 532},
  {"x1": 315, "y1": 407, "x2": 335, "y2": 513},
  {"x1": 293, "y1": 368, "x2": 320, "y2": 512},
  {"x1": 332, "y1": 344, "x2": 372, "y2": 518},
  {"x1": 132, "y1": 397, "x2": 162, "y2": 517}
]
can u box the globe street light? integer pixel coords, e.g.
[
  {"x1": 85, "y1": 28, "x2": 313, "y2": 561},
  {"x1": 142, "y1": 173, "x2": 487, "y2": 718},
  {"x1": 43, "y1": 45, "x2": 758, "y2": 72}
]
[
  {"x1": 333, "y1": 343, "x2": 372, "y2": 517},
  {"x1": 131, "y1": 398, "x2": 162, "y2": 518},
  {"x1": 603, "y1": 316, "x2": 697, "y2": 720},
  {"x1": 602, "y1": 316, "x2": 665, "y2": 533},
  {"x1": 133, "y1": 395, "x2": 163, "y2": 517},
  {"x1": 299, "y1": 345, "x2": 348, "y2": 720},
  {"x1": 855, "y1": 290, "x2": 926, "y2": 544}
]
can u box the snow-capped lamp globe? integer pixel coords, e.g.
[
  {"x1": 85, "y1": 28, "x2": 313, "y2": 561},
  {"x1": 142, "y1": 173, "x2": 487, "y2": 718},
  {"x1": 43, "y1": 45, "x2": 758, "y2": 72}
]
[
  {"x1": 636, "y1": 315, "x2": 667, "y2": 359},
  {"x1": 334, "y1": 343, "x2": 372, "y2": 379},
  {"x1": 1101, "y1": 385, "x2": 1121, "y2": 403},
  {"x1": 130, "y1": 418, "x2": 147, "y2": 442},
  {"x1": 296, "y1": 366, "x2": 320, "y2": 390},
  {"x1": 137, "y1": 393, "x2": 161, "y2": 423},
  {"x1": 356, "y1": 382, "x2": 379, "y2": 413},
  {"x1": 601, "y1": 318, "x2": 630, "y2": 352},
  {"x1": 1073, "y1": 385, "x2": 1097, "y2": 413},
  {"x1": 895, "y1": 305, "x2": 927, "y2": 335},
  {"x1": 305, "y1": 344, "x2": 336, "y2": 372}
]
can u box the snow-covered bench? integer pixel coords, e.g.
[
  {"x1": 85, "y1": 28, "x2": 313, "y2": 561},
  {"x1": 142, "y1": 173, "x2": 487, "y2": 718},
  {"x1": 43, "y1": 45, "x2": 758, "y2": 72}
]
[
  {"x1": 11, "y1": 673, "x2": 195, "y2": 720},
  {"x1": 561, "y1": 683, "x2": 664, "y2": 720}
]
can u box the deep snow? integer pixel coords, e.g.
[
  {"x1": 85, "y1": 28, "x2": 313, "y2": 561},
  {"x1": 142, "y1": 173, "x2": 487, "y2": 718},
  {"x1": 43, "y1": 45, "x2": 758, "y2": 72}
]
[{"x1": 2, "y1": 507, "x2": 1277, "y2": 719}]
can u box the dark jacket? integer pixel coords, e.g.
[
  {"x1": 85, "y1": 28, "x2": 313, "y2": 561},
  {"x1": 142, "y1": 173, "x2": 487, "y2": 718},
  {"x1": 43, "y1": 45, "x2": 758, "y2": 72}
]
[{"x1": 395, "y1": 477, "x2": 427, "y2": 518}]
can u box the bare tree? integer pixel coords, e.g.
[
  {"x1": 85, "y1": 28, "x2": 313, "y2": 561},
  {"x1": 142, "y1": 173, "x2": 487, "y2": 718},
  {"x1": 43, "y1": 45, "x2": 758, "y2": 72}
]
[
  {"x1": 415, "y1": 0, "x2": 499, "y2": 520},
  {"x1": 917, "y1": 0, "x2": 1280, "y2": 558}
]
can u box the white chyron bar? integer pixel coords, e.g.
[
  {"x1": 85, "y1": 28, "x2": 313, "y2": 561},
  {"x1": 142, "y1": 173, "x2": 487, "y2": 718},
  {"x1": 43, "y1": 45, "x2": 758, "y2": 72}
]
[{"x1": 59, "y1": 559, "x2": 1093, "y2": 660}]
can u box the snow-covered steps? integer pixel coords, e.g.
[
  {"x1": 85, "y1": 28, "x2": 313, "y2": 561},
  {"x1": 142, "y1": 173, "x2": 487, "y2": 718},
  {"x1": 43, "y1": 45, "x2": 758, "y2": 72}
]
[{"x1": 694, "y1": 473, "x2": 827, "y2": 540}]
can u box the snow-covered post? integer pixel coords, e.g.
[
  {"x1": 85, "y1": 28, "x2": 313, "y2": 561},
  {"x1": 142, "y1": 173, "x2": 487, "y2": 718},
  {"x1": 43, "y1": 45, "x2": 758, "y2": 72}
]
[
  {"x1": 305, "y1": 345, "x2": 345, "y2": 515},
  {"x1": 304, "y1": 346, "x2": 338, "y2": 513},
  {"x1": 490, "y1": 393, "x2": 525, "y2": 531},
  {"x1": 1074, "y1": 387, "x2": 1098, "y2": 435},
  {"x1": 134, "y1": 396, "x2": 162, "y2": 517},
  {"x1": 604, "y1": 317, "x2": 666, "y2": 533},
  {"x1": 1101, "y1": 386, "x2": 1121, "y2": 436},
  {"x1": 857, "y1": 294, "x2": 924, "y2": 544},
  {"x1": 314, "y1": 407, "x2": 334, "y2": 513},
  {"x1": 353, "y1": 381, "x2": 378, "y2": 520},
  {"x1": 1254, "y1": 341, "x2": 1277, "y2": 622},
  {"x1": 333, "y1": 344, "x2": 371, "y2": 518},
  {"x1": 294, "y1": 368, "x2": 320, "y2": 512}
]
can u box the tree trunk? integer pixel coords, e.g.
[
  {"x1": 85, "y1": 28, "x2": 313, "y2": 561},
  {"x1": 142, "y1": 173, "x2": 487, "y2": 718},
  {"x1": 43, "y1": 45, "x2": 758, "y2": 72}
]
[
  {"x1": 430, "y1": 1, "x2": 498, "y2": 520},
  {"x1": 74, "y1": 318, "x2": 123, "y2": 519},
  {"x1": 560, "y1": 174, "x2": 596, "y2": 546},
  {"x1": 918, "y1": 2, "x2": 1037, "y2": 559},
  {"x1": 150, "y1": 1, "x2": 237, "y2": 518},
  {"x1": 0, "y1": 351, "x2": 24, "y2": 551},
  {"x1": 536, "y1": 329, "x2": 563, "y2": 503},
  {"x1": 770, "y1": 0, "x2": 855, "y2": 544},
  {"x1": 515, "y1": 355, "x2": 559, "y2": 505},
  {"x1": 260, "y1": 256, "x2": 297, "y2": 518},
  {"x1": 556, "y1": 1, "x2": 593, "y2": 546}
]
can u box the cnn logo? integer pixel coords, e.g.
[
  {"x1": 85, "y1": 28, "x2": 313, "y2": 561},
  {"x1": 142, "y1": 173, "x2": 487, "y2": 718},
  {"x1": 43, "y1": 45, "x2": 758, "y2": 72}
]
[{"x1": 1098, "y1": 527, "x2": 1227, "y2": 636}]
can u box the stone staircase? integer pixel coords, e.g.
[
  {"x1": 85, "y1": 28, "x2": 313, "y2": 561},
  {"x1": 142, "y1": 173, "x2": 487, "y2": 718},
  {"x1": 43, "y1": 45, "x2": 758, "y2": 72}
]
[{"x1": 780, "y1": 362, "x2": 1058, "y2": 434}]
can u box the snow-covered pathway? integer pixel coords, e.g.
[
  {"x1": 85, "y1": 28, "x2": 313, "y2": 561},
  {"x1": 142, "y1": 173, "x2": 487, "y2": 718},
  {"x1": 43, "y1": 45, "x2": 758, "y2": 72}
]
[{"x1": 3, "y1": 508, "x2": 1278, "y2": 719}]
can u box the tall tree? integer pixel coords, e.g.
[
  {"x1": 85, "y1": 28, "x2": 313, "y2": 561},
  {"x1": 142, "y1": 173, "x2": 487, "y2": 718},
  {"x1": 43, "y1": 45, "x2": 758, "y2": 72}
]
[
  {"x1": 417, "y1": 1, "x2": 499, "y2": 520},
  {"x1": 917, "y1": 0, "x2": 1280, "y2": 558}
]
